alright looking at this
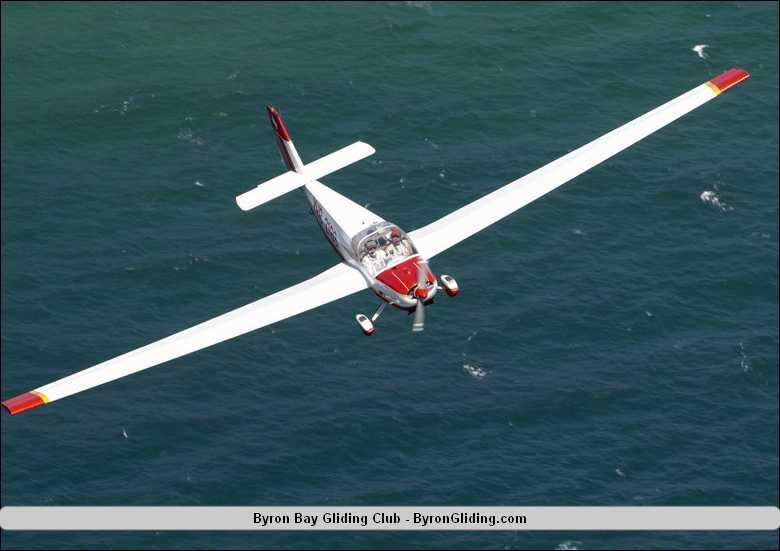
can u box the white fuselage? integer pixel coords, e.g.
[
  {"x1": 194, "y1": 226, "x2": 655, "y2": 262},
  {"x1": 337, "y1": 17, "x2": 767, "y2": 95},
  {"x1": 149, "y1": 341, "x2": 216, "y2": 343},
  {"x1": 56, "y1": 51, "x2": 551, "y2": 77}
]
[{"x1": 303, "y1": 180, "x2": 436, "y2": 309}]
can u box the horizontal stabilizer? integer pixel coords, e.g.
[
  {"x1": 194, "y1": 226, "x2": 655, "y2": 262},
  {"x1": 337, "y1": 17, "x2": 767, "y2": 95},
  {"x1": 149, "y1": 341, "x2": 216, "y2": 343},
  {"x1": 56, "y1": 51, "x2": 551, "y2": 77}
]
[
  {"x1": 236, "y1": 141, "x2": 375, "y2": 211},
  {"x1": 303, "y1": 141, "x2": 376, "y2": 181},
  {"x1": 236, "y1": 171, "x2": 306, "y2": 211}
]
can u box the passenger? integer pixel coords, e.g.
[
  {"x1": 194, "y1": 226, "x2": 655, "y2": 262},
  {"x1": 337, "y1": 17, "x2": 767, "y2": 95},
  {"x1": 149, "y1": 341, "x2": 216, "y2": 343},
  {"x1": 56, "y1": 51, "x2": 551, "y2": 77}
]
[
  {"x1": 386, "y1": 228, "x2": 412, "y2": 257},
  {"x1": 362, "y1": 239, "x2": 386, "y2": 273}
]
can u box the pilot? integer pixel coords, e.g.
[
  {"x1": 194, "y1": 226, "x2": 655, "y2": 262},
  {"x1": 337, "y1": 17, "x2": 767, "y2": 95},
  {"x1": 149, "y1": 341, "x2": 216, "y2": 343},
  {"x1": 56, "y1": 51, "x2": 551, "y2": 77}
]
[
  {"x1": 386, "y1": 228, "x2": 412, "y2": 257},
  {"x1": 362, "y1": 239, "x2": 386, "y2": 272}
]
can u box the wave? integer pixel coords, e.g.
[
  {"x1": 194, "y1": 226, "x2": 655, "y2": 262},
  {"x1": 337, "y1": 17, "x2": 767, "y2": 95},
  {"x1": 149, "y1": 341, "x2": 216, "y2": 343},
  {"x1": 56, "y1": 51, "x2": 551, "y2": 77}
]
[
  {"x1": 463, "y1": 363, "x2": 488, "y2": 379},
  {"x1": 700, "y1": 190, "x2": 733, "y2": 212}
]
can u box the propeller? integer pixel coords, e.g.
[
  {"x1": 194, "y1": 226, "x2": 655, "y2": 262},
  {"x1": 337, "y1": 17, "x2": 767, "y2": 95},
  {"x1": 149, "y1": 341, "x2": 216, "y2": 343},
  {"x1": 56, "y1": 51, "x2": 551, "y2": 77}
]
[{"x1": 412, "y1": 259, "x2": 429, "y2": 333}]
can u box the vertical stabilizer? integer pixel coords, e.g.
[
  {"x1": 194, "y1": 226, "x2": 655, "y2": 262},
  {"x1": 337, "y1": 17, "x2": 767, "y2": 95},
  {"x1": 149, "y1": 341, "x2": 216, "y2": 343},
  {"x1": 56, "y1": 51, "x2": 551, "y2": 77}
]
[{"x1": 267, "y1": 105, "x2": 304, "y2": 172}]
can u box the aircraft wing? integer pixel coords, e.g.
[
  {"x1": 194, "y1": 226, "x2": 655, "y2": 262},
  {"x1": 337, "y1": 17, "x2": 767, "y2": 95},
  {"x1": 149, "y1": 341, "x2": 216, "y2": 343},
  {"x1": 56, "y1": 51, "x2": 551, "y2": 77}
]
[
  {"x1": 409, "y1": 67, "x2": 749, "y2": 260},
  {"x1": 2, "y1": 262, "x2": 368, "y2": 414}
]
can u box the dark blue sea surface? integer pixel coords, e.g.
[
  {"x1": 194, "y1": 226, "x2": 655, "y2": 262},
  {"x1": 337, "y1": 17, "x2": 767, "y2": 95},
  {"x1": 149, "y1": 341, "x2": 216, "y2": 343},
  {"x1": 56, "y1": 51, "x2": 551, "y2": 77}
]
[{"x1": 2, "y1": 2, "x2": 778, "y2": 549}]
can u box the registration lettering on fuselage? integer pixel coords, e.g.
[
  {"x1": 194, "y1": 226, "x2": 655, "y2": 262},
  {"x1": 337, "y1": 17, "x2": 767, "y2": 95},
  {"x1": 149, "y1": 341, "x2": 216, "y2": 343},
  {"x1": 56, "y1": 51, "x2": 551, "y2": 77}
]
[{"x1": 312, "y1": 200, "x2": 338, "y2": 248}]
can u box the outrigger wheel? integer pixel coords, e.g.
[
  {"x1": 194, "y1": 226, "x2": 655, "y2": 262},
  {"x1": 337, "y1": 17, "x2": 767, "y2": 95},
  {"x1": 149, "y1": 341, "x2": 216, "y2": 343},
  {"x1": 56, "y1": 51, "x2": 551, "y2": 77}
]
[
  {"x1": 355, "y1": 314, "x2": 374, "y2": 336},
  {"x1": 440, "y1": 274, "x2": 459, "y2": 296}
]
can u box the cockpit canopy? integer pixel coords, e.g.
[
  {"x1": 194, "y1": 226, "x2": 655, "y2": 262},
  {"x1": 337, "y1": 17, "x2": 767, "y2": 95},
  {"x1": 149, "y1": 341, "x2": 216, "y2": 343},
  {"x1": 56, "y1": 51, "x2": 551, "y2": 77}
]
[{"x1": 352, "y1": 221, "x2": 417, "y2": 275}]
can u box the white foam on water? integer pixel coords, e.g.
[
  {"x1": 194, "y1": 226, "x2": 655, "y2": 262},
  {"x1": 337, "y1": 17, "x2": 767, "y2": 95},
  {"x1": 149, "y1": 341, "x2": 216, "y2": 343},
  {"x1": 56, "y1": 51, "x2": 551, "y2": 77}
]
[
  {"x1": 177, "y1": 128, "x2": 193, "y2": 141},
  {"x1": 178, "y1": 127, "x2": 205, "y2": 146},
  {"x1": 122, "y1": 427, "x2": 128, "y2": 439},
  {"x1": 120, "y1": 95, "x2": 136, "y2": 116},
  {"x1": 615, "y1": 467, "x2": 625, "y2": 477},
  {"x1": 463, "y1": 363, "x2": 488, "y2": 379},
  {"x1": 645, "y1": 310, "x2": 653, "y2": 317},
  {"x1": 692, "y1": 44, "x2": 709, "y2": 59},
  {"x1": 95, "y1": 94, "x2": 143, "y2": 115},
  {"x1": 405, "y1": 1, "x2": 433, "y2": 14},
  {"x1": 189, "y1": 255, "x2": 208, "y2": 264},
  {"x1": 738, "y1": 342, "x2": 751, "y2": 372},
  {"x1": 700, "y1": 190, "x2": 733, "y2": 212},
  {"x1": 194, "y1": 180, "x2": 204, "y2": 187},
  {"x1": 556, "y1": 541, "x2": 583, "y2": 550}
]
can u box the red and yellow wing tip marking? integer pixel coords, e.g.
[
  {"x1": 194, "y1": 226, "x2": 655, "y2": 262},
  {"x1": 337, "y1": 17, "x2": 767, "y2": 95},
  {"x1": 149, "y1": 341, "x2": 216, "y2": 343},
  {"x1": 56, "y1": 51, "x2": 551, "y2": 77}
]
[
  {"x1": 707, "y1": 67, "x2": 750, "y2": 95},
  {"x1": 1, "y1": 390, "x2": 49, "y2": 415}
]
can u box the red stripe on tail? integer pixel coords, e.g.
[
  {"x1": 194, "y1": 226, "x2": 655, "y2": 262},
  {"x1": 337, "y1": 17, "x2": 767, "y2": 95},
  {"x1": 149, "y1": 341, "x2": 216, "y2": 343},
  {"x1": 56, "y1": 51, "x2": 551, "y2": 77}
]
[
  {"x1": 267, "y1": 105, "x2": 296, "y2": 171},
  {"x1": 267, "y1": 105, "x2": 291, "y2": 142}
]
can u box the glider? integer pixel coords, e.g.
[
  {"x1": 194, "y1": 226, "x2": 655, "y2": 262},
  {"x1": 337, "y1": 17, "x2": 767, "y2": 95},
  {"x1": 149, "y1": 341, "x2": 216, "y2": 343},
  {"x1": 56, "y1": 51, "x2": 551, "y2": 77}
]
[{"x1": 2, "y1": 67, "x2": 750, "y2": 415}]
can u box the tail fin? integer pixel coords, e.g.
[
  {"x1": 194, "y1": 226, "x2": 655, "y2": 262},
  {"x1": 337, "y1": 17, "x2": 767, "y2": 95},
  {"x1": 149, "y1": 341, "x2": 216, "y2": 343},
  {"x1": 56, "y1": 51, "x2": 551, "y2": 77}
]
[{"x1": 267, "y1": 105, "x2": 304, "y2": 173}]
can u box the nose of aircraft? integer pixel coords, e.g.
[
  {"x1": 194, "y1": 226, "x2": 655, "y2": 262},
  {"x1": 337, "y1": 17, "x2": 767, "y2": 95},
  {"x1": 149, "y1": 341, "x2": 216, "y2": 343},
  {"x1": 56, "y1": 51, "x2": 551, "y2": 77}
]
[
  {"x1": 375, "y1": 256, "x2": 436, "y2": 297},
  {"x1": 415, "y1": 286, "x2": 429, "y2": 300}
]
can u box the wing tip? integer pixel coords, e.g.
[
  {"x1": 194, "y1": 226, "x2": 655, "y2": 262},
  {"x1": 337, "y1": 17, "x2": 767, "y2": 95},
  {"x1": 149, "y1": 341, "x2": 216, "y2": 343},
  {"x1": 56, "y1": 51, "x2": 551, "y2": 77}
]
[
  {"x1": 707, "y1": 67, "x2": 750, "y2": 95},
  {"x1": 235, "y1": 194, "x2": 251, "y2": 211},
  {"x1": 355, "y1": 141, "x2": 376, "y2": 155},
  {"x1": 2, "y1": 391, "x2": 48, "y2": 415}
]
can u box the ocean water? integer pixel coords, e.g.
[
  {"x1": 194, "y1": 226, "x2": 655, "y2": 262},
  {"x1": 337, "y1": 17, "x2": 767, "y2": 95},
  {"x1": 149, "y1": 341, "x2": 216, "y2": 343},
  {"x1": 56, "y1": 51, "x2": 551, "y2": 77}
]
[{"x1": 1, "y1": 1, "x2": 778, "y2": 549}]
